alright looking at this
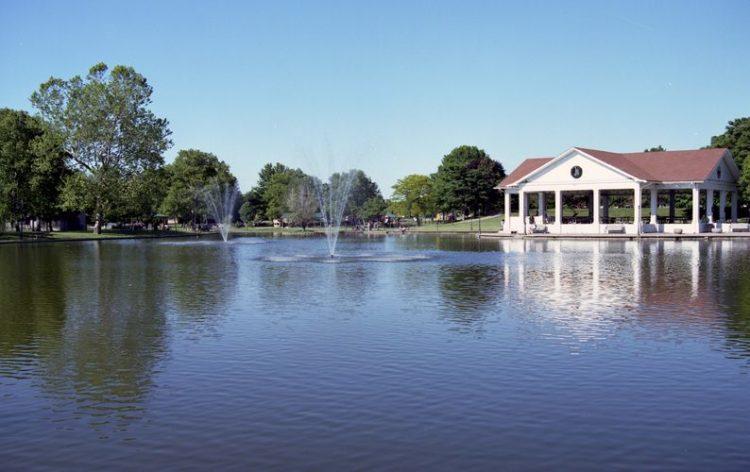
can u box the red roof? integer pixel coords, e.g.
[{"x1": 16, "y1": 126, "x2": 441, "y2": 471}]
[
  {"x1": 499, "y1": 147, "x2": 731, "y2": 187},
  {"x1": 498, "y1": 157, "x2": 553, "y2": 187}
]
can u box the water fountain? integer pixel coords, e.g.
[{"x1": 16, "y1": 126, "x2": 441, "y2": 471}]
[
  {"x1": 203, "y1": 183, "x2": 239, "y2": 242},
  {"x1": 312, "y1": 170, "x2": 357, "y2": 257}
]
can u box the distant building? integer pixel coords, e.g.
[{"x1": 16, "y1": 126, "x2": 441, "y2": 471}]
[{"x1": 497, "y1": 147, "x2": 740, "y2": 235}]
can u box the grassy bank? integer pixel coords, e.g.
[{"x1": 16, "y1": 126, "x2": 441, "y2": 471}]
[
  {"x1": 0, "y1": 228, "x2": 198, "y2": 244},
  {"x1": 1, "y1": 206, "x2": 697, "y2": 244}
]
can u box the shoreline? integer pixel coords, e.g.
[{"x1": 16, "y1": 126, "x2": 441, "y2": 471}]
[
  {"x1": 0, "y1": 230, "x2": 214, "y2": 245},
  {"x1": 4, "y1": 228, "x2": 750, "y2": 245}
]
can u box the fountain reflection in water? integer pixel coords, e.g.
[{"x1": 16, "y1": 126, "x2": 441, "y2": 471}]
[
  {"x1": 312, "y1": 170, "x2": 357, "y2": 256},
  {"x1": 203, "y1": 183, "x2": 238, "y2": 242}
]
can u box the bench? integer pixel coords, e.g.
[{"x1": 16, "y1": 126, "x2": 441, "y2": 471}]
[
  {"x1": 605, "y1": 225, "x2": 625, "y2": 234},
  {"x1": 732, "y1": 223, "x2": 750, "y2": 233},
  {"x1": 530, "y1": 224, "x2": 548, "y2": 234}
]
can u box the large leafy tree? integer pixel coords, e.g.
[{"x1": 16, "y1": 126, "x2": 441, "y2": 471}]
[
  {"x1": 710, "y1": 117, "x2": 750, "y2": 200},
  {"x1": 122, "y1": 168, "x2": 170, "y2": 229},
  {"x1": 390, "y1": 174, "x2": 434, "y2": 220},
  {"x1": 0, "y1": 109, "x2": 42, "y2": 230},
  {"x1": 431, "y1": 145, "x2": 505, "y2": 216},
  {"x1": 28, "y1": 130, "x2": 69, "y2": 229},
  {"x1": 361, "y1": 196, "x2": 388, "y2": 221},
  {"x1": 0, "y1": 109, "x2": 67, "y2": 232},
  {"x1": 239, "y1": 162, "x2": 293, "y2": 222},
  {"x1": 263, "y1": 167, "x2": 307, "y2": 220},
  {"x1": 335, "y1": 169, "x2": 382, "y2": 221},
  {"x1": 161, "y1": 149, "x2": 237, "y2": 225},
  {"x1": 286, "y1": 177, "x2": 319, "y2": 230},
  {"x1": 239, "y1": 189, "x2": 264, "y2": 225},
  {"x1": 30, "y1": 63, "x2": 172, "y2": 233}
]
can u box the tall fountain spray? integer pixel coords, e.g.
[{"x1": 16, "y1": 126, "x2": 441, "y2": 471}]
[
  {"x1": 313, "y1": 170, "x2": 357, "y2": 257},
  {"x1": 203, "y1": 183, "x2": 238, "y2": 242}
]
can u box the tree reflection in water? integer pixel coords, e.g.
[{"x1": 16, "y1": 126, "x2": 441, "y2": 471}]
[
  {"x1": 438, "y1": 265, "x2": 502, "y2": 334},
  {"x1": 0, "y1": 240, "x2": 237, "y2": 434}
]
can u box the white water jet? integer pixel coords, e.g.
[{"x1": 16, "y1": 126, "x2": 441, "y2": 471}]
[
  {"x1": 312, "y1": 170, "x2": 357, "y2": 257},
  {"x1": 203, "y1": 183, "x2": 238, "y2": 242}
]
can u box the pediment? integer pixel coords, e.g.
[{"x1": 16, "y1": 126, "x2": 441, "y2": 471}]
[{"x1": 517, "y1": 148, "x2": 640, "y2": 188}]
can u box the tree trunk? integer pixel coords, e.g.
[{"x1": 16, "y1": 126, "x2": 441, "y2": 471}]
[{"x1": 94, "y1": 216, "x2": 102, "y2": 234}]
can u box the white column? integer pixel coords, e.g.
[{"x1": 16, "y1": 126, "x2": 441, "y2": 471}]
[
  {"x1": 732, "y1": 191, "x2": 739, "y2": 222},
  {"x1": 555, "y1": 190, "x2": 562, "y2": 232},
  {"x1": 719, "y1": 190, "x2": 727, "y2": 223},
  {"x1": 650, "y1": 188, "x2": 658, "y2": 225},
  {"x1": 503, "y1": 191, "x2": 511, "y2": 233},
  {"x1": 692, "y1": 188, "x2": 701, "y2": 233},
  {"x1": 537, "y1": 192, "x2": 545, "y2": 221},
  {"x1": 706, "y1": 188, "x2": 714, "y2": 223},
  {"x1": 634, "y1": 186, "x2": 642, "y2": 234},
  {"x1": 593, "y1": 189, "x2": 600, "y2": 233},
  {"x1": 519, "y1": 191, "x2": 527, "y2": 234}
]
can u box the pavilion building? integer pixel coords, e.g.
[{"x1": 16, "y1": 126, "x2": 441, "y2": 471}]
[{"x1": 497, "y1": 147, "x2": 741, "y2": 235}]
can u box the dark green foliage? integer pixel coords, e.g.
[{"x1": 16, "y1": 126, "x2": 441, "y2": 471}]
[
  {"x1": 710, "y1": 118, "x2": 750, "y2": 201},
  {"x1": 431, "y1": 145, "x2": 505, "y2": 216},
  {"x1": 0, "y1": 109, "x2": 67, "y2": 231},
  {"x1": 361, "y1": 196, "x2": 388, "y2": 220},
  {"x1": 30, "y1": 63, "x2": 172, "y2": 232},
  {"x1": 239, "y1": 188, "x2": 264, "y2": 225},
  {"x1": 161, "y1": 149, "x2": 238, "y2": 224},
  {"x1": 262, "y1": 167, "x2": 307, "y2": 220},
  {"x1": 334, "y1": 169, "x2": 382, "y2": 221}
]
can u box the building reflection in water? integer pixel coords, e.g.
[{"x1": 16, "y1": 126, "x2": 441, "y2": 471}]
[{"x1": 491, "y1": 238, "x2": 750, "y2": 357}]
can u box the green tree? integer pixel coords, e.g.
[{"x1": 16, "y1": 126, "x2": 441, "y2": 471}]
[
  {"x1": 331, "y1": 169, "x2": 381, "y2": 222},
  {"x1": 286, "y1": 177, "x2": 319, "y2": 230},
  {"x1": 122, "y1": 168, "x2": 169, "y2": 229},
  {"x1": 710, "y1": 117, "x2": 750, "y2": 200},
  {"x1": 644, "y1": 145, "x2": 666, "y2": 152},
  {"x1": 431, "y1": 145, "x2": 505, "y2": 217},
  {"x1": 28, "y1": 130, "x2": 69, "y2": 230},
  {"x1": 0, "y1": 109, "x2": 67, "y2": 233},
  {"x1": 239, "y1": 191, "x2": 262, "y2": 226},
  {"x1": 252, "y1": 163, "x2": 290, "y2": 218},
  {"x1": 360, "y1": 195, "x2": 388, "y2": 221},
  {"x1": 263, "y1": 168, "x2": 307, "y2": 220},
  {"x1": 390, "y1": 174, "x2": 434, "y2": 221},
  {"x1": 161, "y1": 149, "x2": 237, "y2": 225},
  {"x1": 30, "y1": 63, "x2": 172, "y2": 233}
]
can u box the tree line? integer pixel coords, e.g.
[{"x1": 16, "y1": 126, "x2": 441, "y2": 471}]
[{"x1": 1, "y1": 62, "x2": 749, "y2": 233}]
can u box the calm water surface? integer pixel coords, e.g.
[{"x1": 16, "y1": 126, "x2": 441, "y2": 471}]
[{"x1": 1, "y1": 234, "x2": 750, "y2": 470}]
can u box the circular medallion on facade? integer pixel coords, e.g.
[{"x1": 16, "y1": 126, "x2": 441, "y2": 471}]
[{"x1": 571, "y1": 166, "x2": 583, "y2": 179}]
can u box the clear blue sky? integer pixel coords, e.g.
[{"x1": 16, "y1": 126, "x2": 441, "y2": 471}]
[{"x1": 2, "y1": 0, "x2": 749, "y2": 195}]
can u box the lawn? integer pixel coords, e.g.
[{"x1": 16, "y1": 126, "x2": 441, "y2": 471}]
[
  {"x1": 229, "y1": 206, "x2": 693, "y2": 236},
  {"x1": 0, "y1": 228, "x2": 194, "y2": 243}
]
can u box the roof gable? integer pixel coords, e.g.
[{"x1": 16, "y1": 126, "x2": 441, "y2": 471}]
[
  {"x1": 499, "y1": 147, "x2": 734, "y2": 188},
  {"x1": 522, "y1": 148, "x2": 643, "y2": 186}
]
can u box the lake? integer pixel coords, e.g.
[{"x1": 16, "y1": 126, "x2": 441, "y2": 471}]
[{"x1": 1, "y1": 234, "x2": 749, "y2": 470}]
